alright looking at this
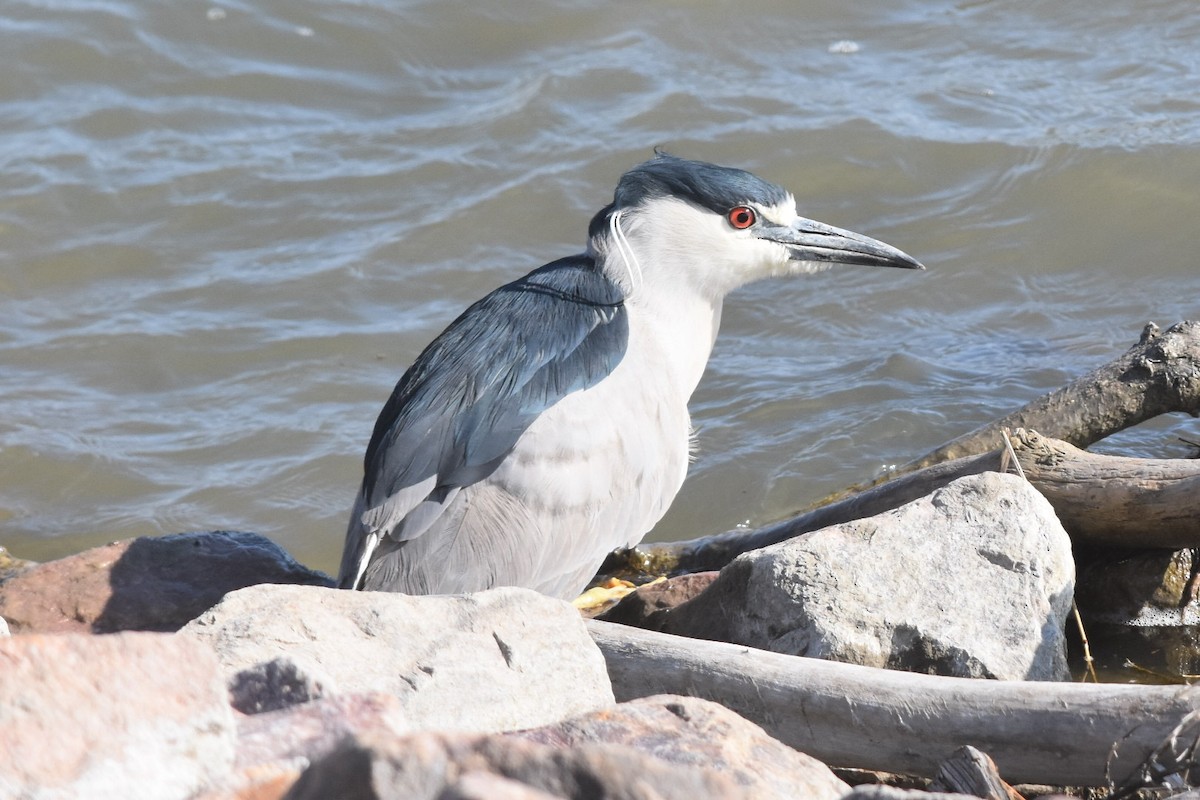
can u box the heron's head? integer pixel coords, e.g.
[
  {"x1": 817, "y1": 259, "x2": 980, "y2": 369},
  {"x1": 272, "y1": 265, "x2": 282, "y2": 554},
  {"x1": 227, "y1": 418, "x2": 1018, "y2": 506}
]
[{"x1": 588, "y1": 154, "x2": 923, "y2": 299}]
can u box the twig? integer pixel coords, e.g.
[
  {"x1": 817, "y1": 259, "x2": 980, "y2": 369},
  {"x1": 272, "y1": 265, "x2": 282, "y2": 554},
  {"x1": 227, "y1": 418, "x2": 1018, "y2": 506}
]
[
  {"x1": 1072, "y1": 602, "x2": 1098, "y2": 684},
  {"x1": 1001, "y1": 428, "x2": 1026, "y2": 480},
  {"x1": 1004, "y1": 429, "x2": 1097, "y2": 683}
]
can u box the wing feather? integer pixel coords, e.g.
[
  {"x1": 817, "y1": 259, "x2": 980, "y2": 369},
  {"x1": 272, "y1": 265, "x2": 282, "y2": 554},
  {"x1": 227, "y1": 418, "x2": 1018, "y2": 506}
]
[{"x1": 338, "y1": 255, "x2": 627, "y2": 587}]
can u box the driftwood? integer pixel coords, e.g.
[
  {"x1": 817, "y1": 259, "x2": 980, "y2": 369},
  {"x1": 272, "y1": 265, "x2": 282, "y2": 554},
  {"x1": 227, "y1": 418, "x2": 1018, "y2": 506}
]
[
  {"x1": 627, "y1": 320, "x2": 1200, "y2": 577},
  {"x1": 898, "y1": 319, "x2": 1200, "y2": 472},
  {"x1": 929, "y1": 746, "x2": 1020, "y2": 800},
  {"x1": 1016, "y1": 432, "x2": 1200, "y2": 548},
  {"x1": 588, "y1": 619, "x2": 1200, "y2": 787}
]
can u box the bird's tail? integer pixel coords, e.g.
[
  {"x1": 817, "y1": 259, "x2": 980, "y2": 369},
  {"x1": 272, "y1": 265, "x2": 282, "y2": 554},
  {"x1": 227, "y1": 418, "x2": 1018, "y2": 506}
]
[{"x1": 337, "y1": 491, "x2": 381, "y2": 590}]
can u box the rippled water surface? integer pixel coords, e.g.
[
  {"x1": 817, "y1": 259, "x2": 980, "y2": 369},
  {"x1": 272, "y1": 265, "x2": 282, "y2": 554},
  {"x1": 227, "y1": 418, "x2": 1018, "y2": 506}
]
[{"x1": 3, "y1": 0, "x2": 1199, "y2": 574}]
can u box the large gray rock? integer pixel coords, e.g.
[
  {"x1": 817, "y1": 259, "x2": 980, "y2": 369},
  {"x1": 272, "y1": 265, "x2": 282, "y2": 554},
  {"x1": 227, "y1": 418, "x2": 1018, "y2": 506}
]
[
  {"x1": 0, "y1": 531, "x2": 333, "y2": 634},
  {"x1": 0, "y1": 631, "x2": 235, "y2": 799},
  {"x1": 668, "y1": 472, "x2": 1075, "y2": 680},
  {"x1": 181, "y1": 583, "x2": 614, "y2": 732}
]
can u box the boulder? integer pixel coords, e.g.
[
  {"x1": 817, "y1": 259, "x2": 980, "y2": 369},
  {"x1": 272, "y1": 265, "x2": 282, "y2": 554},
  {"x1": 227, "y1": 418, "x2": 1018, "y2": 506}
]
[
  {"x1": 224, "y1": 694, "x2": 843, "y2": 800},
  {"x1": 0, "y1": 531, "x2": 333, "y2": 634},
  {"x1": 234, "y1": 692, "x2": 413, "y2": 773},
  {"x1": 286, "y1": 730, "x2": 753, "y2": 800},
  {"x1": 667, "y1": 472, "x2": 1075, "y2": 680},
  {"x1": 511, "y1": 694, "x2": 847, "y2": 800},
  {"x1": 0, "y1": 631, "x2": 235, "y2": 799},
  {"x1": 201, "y1": 695, "x2": 417, "y2": 800},
  {"x1": 181, "y1": 583, "x2": 614, "y2": 732}
]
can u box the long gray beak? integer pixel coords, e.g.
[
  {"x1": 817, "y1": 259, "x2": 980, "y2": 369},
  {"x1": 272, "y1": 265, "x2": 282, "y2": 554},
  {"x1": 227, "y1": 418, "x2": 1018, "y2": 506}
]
[{"x1": 765, "y1": 216, "x2": 925, "y2": 270}]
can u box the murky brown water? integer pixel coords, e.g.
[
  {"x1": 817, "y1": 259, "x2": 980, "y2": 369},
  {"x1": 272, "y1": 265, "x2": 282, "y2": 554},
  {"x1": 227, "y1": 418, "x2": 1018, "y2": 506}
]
[{"x1": 3, "y1": 0, "x2": 1199, "y2": 576}]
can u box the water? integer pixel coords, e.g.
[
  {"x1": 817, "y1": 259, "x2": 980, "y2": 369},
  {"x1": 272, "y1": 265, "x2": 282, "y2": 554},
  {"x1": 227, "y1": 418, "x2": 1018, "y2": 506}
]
[{"x1": 2, "y1": 0, "x2": 1199, "y2": 576}]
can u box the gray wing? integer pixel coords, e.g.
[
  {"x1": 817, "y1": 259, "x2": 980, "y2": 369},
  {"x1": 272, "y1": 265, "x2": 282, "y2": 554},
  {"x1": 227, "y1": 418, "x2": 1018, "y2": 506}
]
[{"x1": 338, "y1": 255, "x2": 628, "y2": 588}]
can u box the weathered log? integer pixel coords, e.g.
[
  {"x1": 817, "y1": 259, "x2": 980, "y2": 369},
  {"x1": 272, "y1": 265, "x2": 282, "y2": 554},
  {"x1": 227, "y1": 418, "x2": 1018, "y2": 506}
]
[
  {"x1": 588, "y1": 619, "x2": 1200, "y2": 787},
  {"x1": 635, "y1": 430, "x2": 1200, "y2": 575},
  {"x1": 899, "y1": 320, "x2": 1200, "y2": 472},
  {"x1": 1013, "y1": 431, "x2": 1200, "y2": 548}
]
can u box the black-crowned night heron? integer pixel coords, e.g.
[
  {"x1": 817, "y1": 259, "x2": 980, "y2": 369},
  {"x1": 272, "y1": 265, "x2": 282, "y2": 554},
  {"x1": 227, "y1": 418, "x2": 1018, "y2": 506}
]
[{"x1": 339, "y1": 154, "x2": 923, "y2": 599}]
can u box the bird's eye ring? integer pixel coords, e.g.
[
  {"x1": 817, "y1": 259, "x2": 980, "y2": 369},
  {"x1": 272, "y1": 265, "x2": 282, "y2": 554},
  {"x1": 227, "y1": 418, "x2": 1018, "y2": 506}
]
[{"x1": 727, "y1": 206, "x2": 756, "y2": 229}]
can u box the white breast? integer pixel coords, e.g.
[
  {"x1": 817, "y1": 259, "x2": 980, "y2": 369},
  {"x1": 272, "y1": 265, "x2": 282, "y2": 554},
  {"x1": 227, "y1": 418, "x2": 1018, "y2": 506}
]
[{"x1": 485, "y1": 286, "x2": 721, "y2": 588}]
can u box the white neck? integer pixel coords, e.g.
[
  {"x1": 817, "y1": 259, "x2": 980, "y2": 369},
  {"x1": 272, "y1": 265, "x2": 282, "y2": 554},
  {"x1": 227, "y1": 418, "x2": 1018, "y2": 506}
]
[{"x1": 590, "y1": 231, "x2": 723, "y2": 402}]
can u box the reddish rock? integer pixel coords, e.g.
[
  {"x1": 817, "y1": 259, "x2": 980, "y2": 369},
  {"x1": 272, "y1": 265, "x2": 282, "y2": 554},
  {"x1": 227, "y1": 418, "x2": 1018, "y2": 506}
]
[
  {"x1": 440, "y1": 772, "x2": 565, "y2": 800},
  {"x1": 596, "y1": 572, "x2": 719, "y2": 631},
  {"x1": 0, "y1": 631, "x2": 235, "y2": 798},
  {"x1": 287, "y1": 730, "x2": 752, "y2": 800},
  {"x1": 511, "y1": 694, "x2": 847, "y2": 800},
  {"x1": 0, "y1": 530, "x2": 333, "y2": 634},
  {"x1": 223, "y1": 694, "x2": 845, "y2": 800},
  {"x1": 233, "y1": 692, "x2": 413, "y2": 772},
  {"x1": 193, "y1": 764, "x2": 301, "y2": 800}
]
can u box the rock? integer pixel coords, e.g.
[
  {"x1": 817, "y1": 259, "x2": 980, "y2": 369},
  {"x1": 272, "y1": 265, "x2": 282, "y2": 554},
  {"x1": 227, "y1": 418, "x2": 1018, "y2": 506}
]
[
  {"x1": 234, "y1": 692, "x2": 412, "y2": 772},
  {"x1": 668, "y1": 473, "x2": 1075, "y2": 681},
  {"x1": 0, "y1": 531, "x2": 334, "y2": 634},
  {"x1": 438, "y1": 772, "x2": 565, "y2": 800},
  {"x1": 286, "y1": 730, "x2": 753, "y2": 800},
  {"x1": 193, "y1": 764, "x2": 301, "y2": 800},
  {"x1": 181, "y1": 583, "x2": 614, "y2": 731},
  {"x1": 225, "y1": 693, "x2": 842, "y2": 800},
  {"x1": 511, "y1": 694, "x2": 847, "y2": 800},
  {"x1": 597, "y1": 573, "x2": 719, "y2": 631},
  {"x1": 0, "y1": 631, "x2": 235, "y2": 799}
]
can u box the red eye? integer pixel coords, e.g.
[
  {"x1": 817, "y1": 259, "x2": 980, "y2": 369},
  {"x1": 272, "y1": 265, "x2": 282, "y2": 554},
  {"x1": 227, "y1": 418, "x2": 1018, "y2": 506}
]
[{"x1": 727, "y1": 206, "x2": 756, "y2": 229}]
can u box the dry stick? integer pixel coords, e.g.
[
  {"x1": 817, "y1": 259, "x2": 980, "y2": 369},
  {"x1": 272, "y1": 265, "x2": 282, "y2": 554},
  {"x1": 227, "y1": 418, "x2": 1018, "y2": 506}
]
[
  {"x1": 1072, "y1": 602, "x2": 1099, "y2": 684},
  {"x1": 589, "y1": 619, "x2": 1200, "y2": 788},
  {"x1": 1003, "y1": 426, "x2": 1098, "y2": 684},
  {"x1": 1110, "y1": 707, "x2": 1200, "y2": 797},
  {"x1": 631, "y1": 321, "x2": 1200, "y2": 577},
  {"x1": 1000, "y1": 428, "x2": 1026, "y2": 481}
]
